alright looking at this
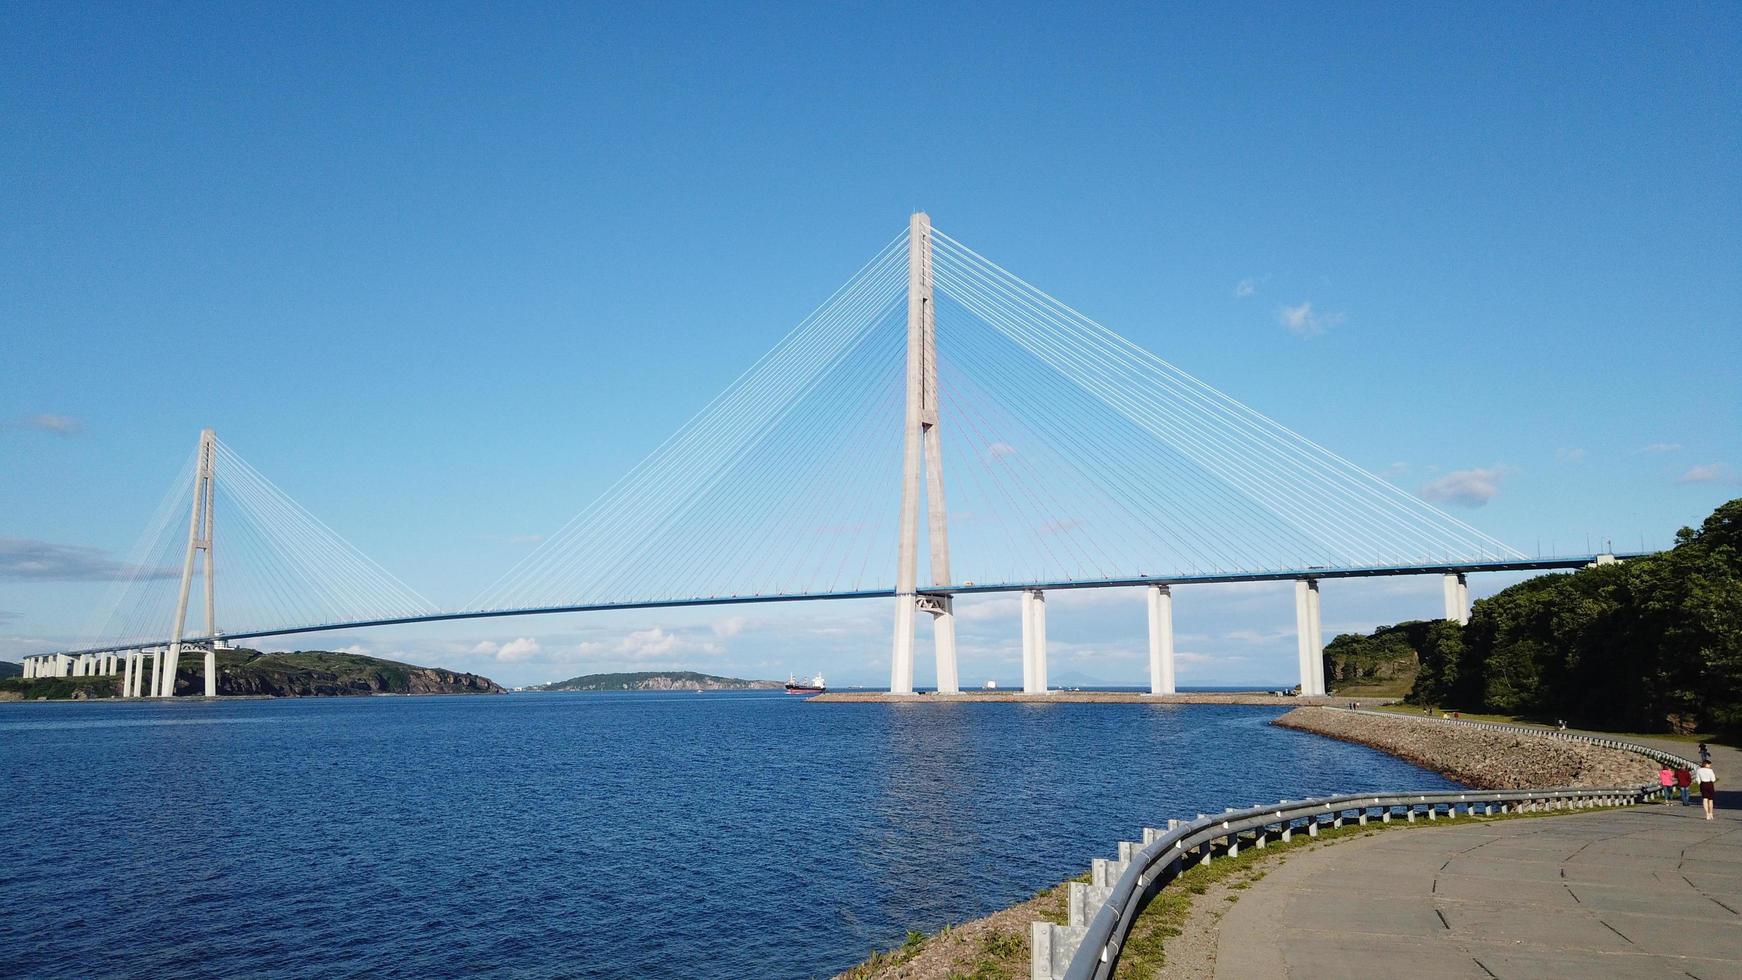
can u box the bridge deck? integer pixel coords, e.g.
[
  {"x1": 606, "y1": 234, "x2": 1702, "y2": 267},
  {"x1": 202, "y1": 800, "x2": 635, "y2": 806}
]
[{"x1": 53, "y1": 553, "x2": 1646, "y2": 657}]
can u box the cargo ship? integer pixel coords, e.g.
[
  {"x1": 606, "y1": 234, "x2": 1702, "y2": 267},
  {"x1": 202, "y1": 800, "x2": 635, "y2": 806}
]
[{"x1": 784, "y1": 672, "x2": 826, "y2": 695}]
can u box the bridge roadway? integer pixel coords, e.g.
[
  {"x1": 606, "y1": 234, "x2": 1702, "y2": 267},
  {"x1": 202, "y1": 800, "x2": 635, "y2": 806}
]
[
  {"x1": 1209, "y1": 735, "x2": 1741, "y2": 979},
  {"x1": 53, "y1": 552, "x2": 1638, "y2": 658}
]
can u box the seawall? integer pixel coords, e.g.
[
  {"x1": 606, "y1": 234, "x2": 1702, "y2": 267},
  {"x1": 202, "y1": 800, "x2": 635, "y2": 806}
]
[{"x1": 1274, "y1": 706, "x2": 1662, "y2": 789}]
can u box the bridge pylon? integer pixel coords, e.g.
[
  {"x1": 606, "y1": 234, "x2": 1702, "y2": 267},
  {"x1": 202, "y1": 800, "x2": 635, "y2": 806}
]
[
  {"x1": 891, "y1": 212, "x2": 958, "y2": 695},
  {"x1": 160, "y1": 428, "x2": 218, "y2": 697}
]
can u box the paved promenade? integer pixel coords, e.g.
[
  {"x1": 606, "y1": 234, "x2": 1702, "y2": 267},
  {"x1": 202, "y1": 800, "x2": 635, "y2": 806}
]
[{"x1": 1214, "y1": 753, "x2": 1740, "y2": 979}]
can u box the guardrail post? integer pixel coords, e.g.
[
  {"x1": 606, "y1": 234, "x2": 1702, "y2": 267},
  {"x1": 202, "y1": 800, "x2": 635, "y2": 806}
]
[{"x1": 1306, "y1": 817, "x2": 1319, "y2": 837}]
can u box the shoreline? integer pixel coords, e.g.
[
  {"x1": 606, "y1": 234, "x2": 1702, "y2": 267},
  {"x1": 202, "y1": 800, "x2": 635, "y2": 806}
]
[
  {"x1": 836, "y1": 704, "x2": 1668, "y2": 978},
  {"x1": 1273, "y1": 706, "x2": 1661, "y2": 789}
]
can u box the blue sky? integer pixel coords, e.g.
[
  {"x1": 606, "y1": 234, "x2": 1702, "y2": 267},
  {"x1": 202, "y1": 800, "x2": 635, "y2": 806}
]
[{"x1": 3, "y1": 3, "x2": 1738, "y2": 687}]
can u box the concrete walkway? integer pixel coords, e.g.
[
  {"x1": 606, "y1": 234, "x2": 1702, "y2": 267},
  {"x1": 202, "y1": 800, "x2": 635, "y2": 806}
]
[{"x1": 1213, "y1": 799, "x2": 1741, "y2": 978}]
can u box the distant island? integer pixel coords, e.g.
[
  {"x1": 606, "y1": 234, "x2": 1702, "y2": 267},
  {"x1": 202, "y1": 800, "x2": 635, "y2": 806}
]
[
  {"x1": 526, "y1": 670, "x2": 782, "y2": 692},
  {"x1": 0, "y1": 648, "x2": 504, "y2": 700}
]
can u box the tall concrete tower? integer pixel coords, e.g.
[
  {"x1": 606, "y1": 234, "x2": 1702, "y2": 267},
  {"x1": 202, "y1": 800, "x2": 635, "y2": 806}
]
[
  {"x1": 161, "y1": 427, "x2": 218, "y2": 697},
  {"x1": 890, "y1": 213, "x2": 959, "y2": 695}
]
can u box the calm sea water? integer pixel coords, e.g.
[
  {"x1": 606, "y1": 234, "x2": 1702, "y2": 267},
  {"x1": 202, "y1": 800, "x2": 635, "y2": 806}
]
[{"x1": 0, "y1": 693, "x2": 1458, "y2": 979}]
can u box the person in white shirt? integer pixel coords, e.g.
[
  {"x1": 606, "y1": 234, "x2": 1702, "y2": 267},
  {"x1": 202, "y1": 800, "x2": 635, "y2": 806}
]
[{"x1": 1695, "y1": 763, "x2": 1718, "y2": 820}]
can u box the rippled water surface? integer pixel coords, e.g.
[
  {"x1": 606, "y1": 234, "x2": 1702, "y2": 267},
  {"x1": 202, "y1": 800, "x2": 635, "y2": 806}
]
[{"x1": 0, "y1": 693, "x2": 1459, "y2": 978}]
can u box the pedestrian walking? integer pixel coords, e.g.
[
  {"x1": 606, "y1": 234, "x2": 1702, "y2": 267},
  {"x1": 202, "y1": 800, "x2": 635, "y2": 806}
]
[
  {"x1": 1676, "y1": 766, "x2": 1693, "y2": 805},
  {"x1": 1696, "y1": 762, "x2": 1718, "y2": 820},
  {"x1": 1699, "y1": 742, "x2": 1711, "y2": 765},
  {"x1": 1659, "y1": 766, "x2": 1675, "y2": 802}
]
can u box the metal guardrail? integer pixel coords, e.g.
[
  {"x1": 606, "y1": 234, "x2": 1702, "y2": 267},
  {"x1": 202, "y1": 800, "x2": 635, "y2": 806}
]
[{"x1": 1038, "y1": 716, "x2": 1685, "y2": 980}]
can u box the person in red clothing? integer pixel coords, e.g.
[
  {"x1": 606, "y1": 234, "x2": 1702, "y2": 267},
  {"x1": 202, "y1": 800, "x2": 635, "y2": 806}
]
[
  {"x1": 1676, "y1": 766, "x2": 1694, "y2": 805},
  {"x1": 1659, "y1": 766, "x2": 1675, "y2": 803}
]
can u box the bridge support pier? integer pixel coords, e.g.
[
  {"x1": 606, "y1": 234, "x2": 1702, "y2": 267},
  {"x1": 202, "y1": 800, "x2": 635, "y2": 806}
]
[
  {"x1": 1294, "y1": 579, "x2": 1325, "y2": 696},
  {"x1": 915, "y1": 595, "x2": 959, "y2": 695},
  {"x1": 1442, "y1": 572, "x2": 1469, "y2": 626},
  {"x1": 122, "y1": 651, "x2": 135, "y2": 697},
  {"x1": 1022, "y1": 589, "x2": 1048, "y2": 693},
  {"x1": 1146, "y1": 584, "x2": 1175, "y2": 695}
]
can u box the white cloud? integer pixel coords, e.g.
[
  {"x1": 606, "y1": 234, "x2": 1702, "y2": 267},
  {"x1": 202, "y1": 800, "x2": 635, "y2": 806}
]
[
  {"x1": 711, "y1": 616, "x2": 746, "y2": 637},
  {"x1": 496, "y1": 637, "x2": 542, "y2": 662},
  {"x1": 1276, "y1": 301, "x2": 1344, "y2": 338},
  {"x1": 339, "y1": 644, "x2": 369, "y2": 656},
  {"x1": 1381, "y1": 461, "x2": 1410, "y2": 479},
  {"x1": 1555, "y1": 447, "x2": 1586, "y2": 463},
  {"x1": 569, "y1": 626, "x2": 718, "y2": 663},
  {"x1": 1234, "y1": 278, "x2": 1257, "y2": 298},
  {"x1": 10, "y1": 413, "x2": 81, "y2": 436},
  {"x1": 1676, "y1": 463, "x2": 1730, "y2": 485},
  {"x1": 986, "y1": 441, "x2": 1018, "y2": 459},
  {"x1": 1420, "y1": 466, "x2": 1511, "y2": 508},
  {"x1": 1639, "y1": 442, "x2": 1682, "y2": 454}
]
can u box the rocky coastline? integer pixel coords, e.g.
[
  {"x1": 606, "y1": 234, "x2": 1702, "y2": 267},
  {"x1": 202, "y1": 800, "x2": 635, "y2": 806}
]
[{"x1": 1273, "y1": 706, "x2": 1661, "y2": 789}]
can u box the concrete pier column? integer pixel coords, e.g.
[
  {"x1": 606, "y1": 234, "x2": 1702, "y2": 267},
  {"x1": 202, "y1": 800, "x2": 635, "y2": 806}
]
[
  {"x1": 122, "y1": 652, "x2": 135, "y2": 697},
  {"x1": 1146, "y1": 584, "x2": 1175, "y2": 695},
  {"x1": 204, "y1": 648, "x2": 218, "y2": 698},
  {"x1": 1294, "y1": 579, "x2": 1324, "y2": 696},
  {"x1": 1443, "y1": 572, "x2": 1469, "y2": 625},
  {"x1": 22, "y1": 657, "x2": 32, "y2": 679},
  {"x1": 889, "y1": 596, "x2": 915, "y2": 695},
  {"x1": 1021, "y1": 589, "x2": 1048, "y2": 694},
  {"x1": 147, "y1": 648, "x2": 161, "y2": 697}
]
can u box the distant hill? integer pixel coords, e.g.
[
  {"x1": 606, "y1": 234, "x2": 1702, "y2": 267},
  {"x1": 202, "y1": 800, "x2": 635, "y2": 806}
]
[
  {"x1": 0, "y1": 649, "x2": 504, "y2": 699},
  {"x1": 0, "y1": 661, "x2": 20, "y2": 679},
  {"x1": 528, "y1": 670, "x2": 781, "y2": 692}
]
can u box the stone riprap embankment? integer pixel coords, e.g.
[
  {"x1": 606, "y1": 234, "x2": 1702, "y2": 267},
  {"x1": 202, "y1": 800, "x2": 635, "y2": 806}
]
[{"x1": 1275, "y1": 707, "x2": 1660, "y2": 789}]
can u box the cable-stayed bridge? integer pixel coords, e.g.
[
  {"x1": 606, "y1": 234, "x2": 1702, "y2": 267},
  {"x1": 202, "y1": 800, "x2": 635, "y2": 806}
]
[{"x1": 21, "y1": 215, "x2": 1635, "y2": 697}]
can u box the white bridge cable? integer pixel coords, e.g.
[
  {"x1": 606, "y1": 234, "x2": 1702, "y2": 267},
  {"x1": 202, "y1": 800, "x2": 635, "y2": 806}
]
[
  {"x1": 930, "y1": 228, "x2": 1523, "y2": 567},
  {"x1": 933, "y1": 266, "x2": 1399, "y2": 567},
  {"x1": 472, "y1": 237, "x2": 904, "y2": 608},
  {"x1": 940, "y1": 332, "x2": 1255, "y2": 580},
  {"x1": 78, "y1": 447, "x2": 199, "y2": 650},
  {"x1": 937, "y1": 229, "x2": 1523, "y2": 560},
  {"x1": 472, "y1": 234, "x2": 910, "y2": 611},
  {"x1": 200, "y1": 450, "x2": 427, "y2": 639},
  {"x1": 931, "y1": 253, "x2": 1417, "y2": 563},
  {"x1": 467, "y1": 236, "x2": 903, "y2": 609},
  {"x1": 511, "y1": 266, "x2": 903, "y2": 607},
  {"x1": 935, "y1": 289, "x2": 1340, "y2": 574},
  {"x1": 655, "y1": 322, "x2": 903, "y2": 600}
]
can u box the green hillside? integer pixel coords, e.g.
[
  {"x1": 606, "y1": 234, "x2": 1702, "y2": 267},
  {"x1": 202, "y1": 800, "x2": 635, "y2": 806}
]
[{"x1": 529, "y1": 670, "x2": 781, "y2": 692}]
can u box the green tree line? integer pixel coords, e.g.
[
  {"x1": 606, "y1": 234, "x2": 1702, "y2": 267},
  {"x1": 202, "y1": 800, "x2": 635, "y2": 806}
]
[{"x1": 1328, "y1": 497, "x2": 1742, "y2": 735}]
